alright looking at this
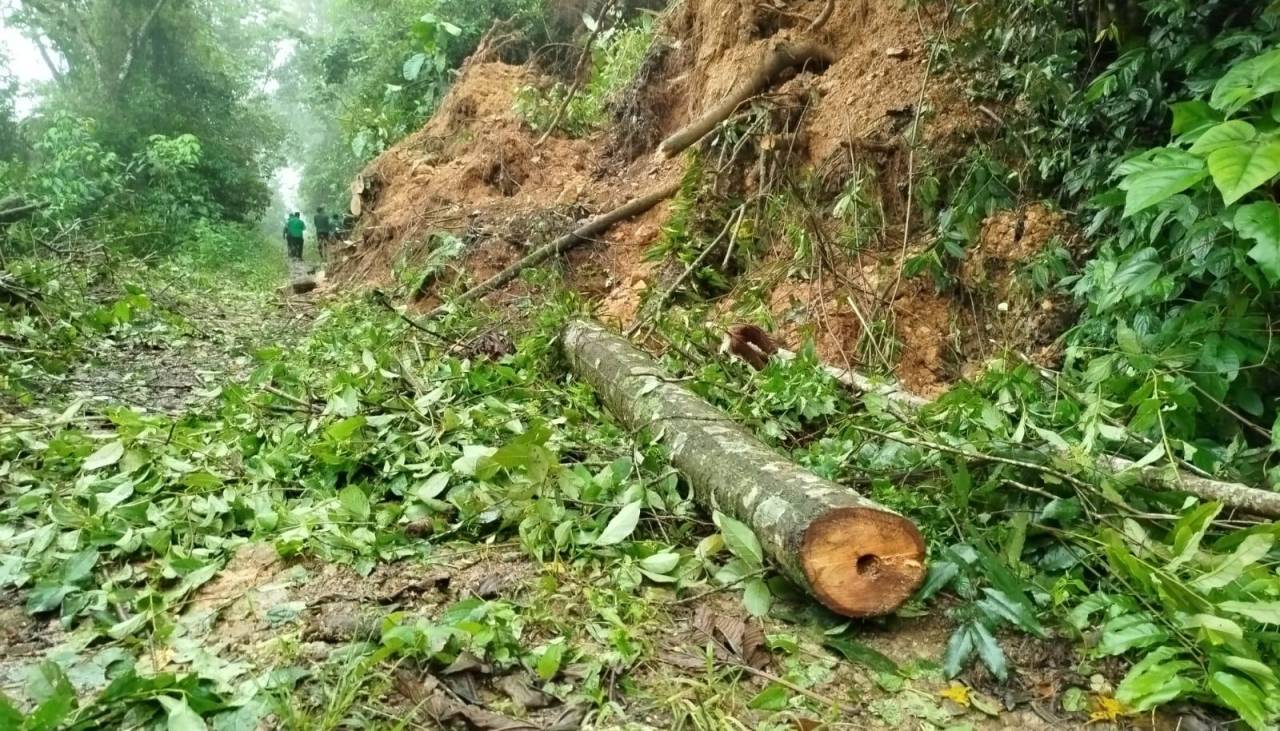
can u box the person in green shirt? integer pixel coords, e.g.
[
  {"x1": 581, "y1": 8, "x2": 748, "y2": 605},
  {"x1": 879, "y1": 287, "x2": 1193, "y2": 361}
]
[
  {"x1": 314, "y1": 206, "x2": 334, "y2": 261},
  {"x1": 283, "y1": 212, "x2": 305, "y2": 260}
]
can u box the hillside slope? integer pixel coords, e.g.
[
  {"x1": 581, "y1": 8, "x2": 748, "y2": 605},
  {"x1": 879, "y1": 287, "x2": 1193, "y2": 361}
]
[{"x1": 334, "y1": 0, "x2": 1065, "y2": 395}]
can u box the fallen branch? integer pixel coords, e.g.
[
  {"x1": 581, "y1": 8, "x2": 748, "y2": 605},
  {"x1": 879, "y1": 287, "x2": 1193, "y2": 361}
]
[
  {"x1": 658, "y1": 41, "x2": 834, "y2": 158},
  {"x1": 563, "y1": 319, "x2": 926, "y2": 618},
  {"x1": 764, "y1": 345, "x2": 1280, "y2": 518},
  {"x1": 421, "y1": 181, "x2": 680, "y2": 320}
]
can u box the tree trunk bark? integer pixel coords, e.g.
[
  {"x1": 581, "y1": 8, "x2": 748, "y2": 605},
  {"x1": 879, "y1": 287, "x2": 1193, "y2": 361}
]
[
  {"x1": 562, "y1": 320, "x2": 927, "y2": 618},
  {"x1": 658, "y1": 41, "x2": 834, "y2": 158}
]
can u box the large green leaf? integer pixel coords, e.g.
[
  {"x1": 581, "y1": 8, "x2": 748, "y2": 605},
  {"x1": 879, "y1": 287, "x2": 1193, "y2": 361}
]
[
  {"x1": 1207, "y1": 137, "x2": 1280, "y2": 205},
  {"x1": 1211, "y1": 48, "x2": 1280, "y2": 114},
  {"x1": 1172, "y1": 100, "x2": 1224, "y2": 137},
  {"x1": 403, "y1": 53, "x2": 428, "y2": 82},
  {"x1": 1119, "y1": 148, "x2": 1208, "y2": 216},
  {"x1": 1208, "y1": 671, "x2": 1273, "y2": 731},
  {"x1": 1235, "y1": 201, "x2": 1280, "y2": 284},
  {"x1": 1189, "y1": 120, "x2": 1257, "y2": 156},
  {"x1": 1219, "y1": 600, "x2": 1280, "y2": 624}
]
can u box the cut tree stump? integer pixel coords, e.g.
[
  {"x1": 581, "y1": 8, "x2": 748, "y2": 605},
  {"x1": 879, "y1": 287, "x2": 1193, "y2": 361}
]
[
  {"x1": 562, "y1": 319, "x2": 926, "y2": 618},
  {"x1": 658, "y1": 41, "x2": 834, "y2": 158}
]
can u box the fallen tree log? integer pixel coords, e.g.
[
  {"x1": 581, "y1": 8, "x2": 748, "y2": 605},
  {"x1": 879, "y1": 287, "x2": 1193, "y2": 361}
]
[
  {"x1": 658, "y1": 41, "x2": 834, "y2": 158},
  {"x1": 760, "y1": 344, "x2": 1280, "y2": 518},
  {"x1": 562, "y1": 319, "x2": 926, "y2": 618},
  {"x1": 422, "y1": 181, "x2": 679, "y2": 320}
]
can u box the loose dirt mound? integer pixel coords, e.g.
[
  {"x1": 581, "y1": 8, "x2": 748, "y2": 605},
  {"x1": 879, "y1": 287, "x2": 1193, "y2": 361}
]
[{"x1": 334, "y1": 0, "x2": 1064, "y2": 394}]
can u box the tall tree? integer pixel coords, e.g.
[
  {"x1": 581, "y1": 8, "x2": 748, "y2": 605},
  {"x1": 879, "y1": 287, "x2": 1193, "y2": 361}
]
[{"x1": 8, "y1": 0, "x2": 286, "y2": 219}]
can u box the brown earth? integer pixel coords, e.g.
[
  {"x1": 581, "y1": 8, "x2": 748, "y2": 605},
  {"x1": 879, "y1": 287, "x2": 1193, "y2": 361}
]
[{"x1": 331, "y1": 0, "x2": 1071, "y2": 395}]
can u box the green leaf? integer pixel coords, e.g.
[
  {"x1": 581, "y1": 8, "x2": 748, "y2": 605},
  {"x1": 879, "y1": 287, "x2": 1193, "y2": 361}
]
[
  {"x1": 339, "y1": 486, "x2": 371, "y2": 520},
  {"x1": 1189, "y1": 120, "x2": 1257, "y2": 156},
  {"x1": 743, "y1": 578, "x2": 772, "y2": 618},
  {"x1": 1168, "y1": 502, "x2": 1222, "y2": 569},
  {"x1": 594, "y1": 500, "x2": 641, "y2": 546},
  {"x1": 1096, "y1": 613, "x2": 1169, "y2": 656},
  {"x1": 158, "y1": 695, "x2": 209, "y2": 731},
  {"x1": 1207, "y1": 137, "x2": 1280, "y2": 205},
  {"x1": 713, "y1": 511, "x2": 764, "y2": 569},
  {"x1": 1183, "y1": 613, "x2": 1243, "y2": 641},
  {"x1": 942, "y1": 625, "x2": 975, "y2": 679},
  {"x1": 107, "y1": 612, "x2": 149, "y2": 640},
  {"x1": 1115, "y1": 647, "x2": 1196, "y2": 711},
  {"x1": 83, "y1": 440, "x2": 125, "y2": 472},
  {"x1": 1208, "y1": 672, "x2": 1272, "y2": 731},
  {"x1": 403, "y1": 52, "x2": 428, "y2": 82},
  {"x1": 1119, "y1": 149, "x2": 1208, "y2": 216},
  {"x1": 1224, "y1": 655, "x2": 1279, "y2": 685},
  {"x1": 748, "y1": 683, "x2": 789, "y2": 711},
  {"x1": 26, "y1": 662, "x2": 75, "y2": 730},
  {"x1": 825, "y1": 636, "x2": 899, "y2": 674},
  {"x1": 1235, "y1": 201, "x2": 1280, "y2": 284},
  {"x1": 1211, "y1": 48, "x2": 1280, "y2": 114},
  {"x1": 915, "y1": 560, "x2": 958, "y2": 601},
  {"x1": 326, "y1": 415, "x2": 366, "y2": 442},
  {"x1": 1171, "y1": 100, "x2": 1223, "y2": 136},
  {"x1": 0, "y1": 694, "x2": 22, "y2": 729},
  {"x1": 971, "y1": 621, "x2": 1008, "y2": 681},
  {"x1": 63, "y1": 549, "x2": 98, "y2": 583},
  {"x1": 1193, "y1": 533, "x2": 1274, "y2": 591},
  {"x1": 1219, "y1": 600, "x2": 1280, "y2": 624},
  {"x1": 414, "y1": 472, "x2": 450, "y2": 501},
  {"x1": 638, "y1": 552, "x2": 680, "y2": 575},
  {"x1": 536, "y1": 640, "x2": 566, "y2": 681},
  {"x1": 979, "y1": 588, "x2": 1047, "y2": 639}
]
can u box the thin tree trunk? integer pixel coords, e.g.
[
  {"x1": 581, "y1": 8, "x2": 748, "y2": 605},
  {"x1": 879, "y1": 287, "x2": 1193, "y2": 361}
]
[
  {"x1": 562, "y1": 320, "x2": 927, "y2": 618},
  {"x1": 420, "y1": 181, "x2": 679, "y2": 320},
  {"x1": 658, "y1": 41, "x2": 834, "y2": 158},
  {"x1": 117, "y1": 0, "x2": 169, "y2": 87}
]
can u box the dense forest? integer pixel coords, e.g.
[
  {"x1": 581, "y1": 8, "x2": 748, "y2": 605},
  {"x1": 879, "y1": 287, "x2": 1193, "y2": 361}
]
[{"x1": 4, "y1": 0, "x2": 1280, "y2": 729}]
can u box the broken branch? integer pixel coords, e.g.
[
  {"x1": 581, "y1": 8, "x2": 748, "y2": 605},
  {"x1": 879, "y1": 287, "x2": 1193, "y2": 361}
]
[
  {"x1": 421, "y1": 181, "x2": 679, "y2": 321},
  {"x1": 658, "y1": 41, "x2": 834, "y2": 158}
]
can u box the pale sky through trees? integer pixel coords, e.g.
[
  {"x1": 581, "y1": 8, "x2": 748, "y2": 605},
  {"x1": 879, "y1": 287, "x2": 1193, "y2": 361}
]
[{"x1": 0, "y1": 10, "x2": 54, "y2": 117}]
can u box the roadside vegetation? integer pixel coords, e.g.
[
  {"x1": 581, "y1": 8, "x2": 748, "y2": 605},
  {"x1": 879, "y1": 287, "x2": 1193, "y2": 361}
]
[{"x1": 4, "y1": 0, "x2": 1280, "y2": 729}]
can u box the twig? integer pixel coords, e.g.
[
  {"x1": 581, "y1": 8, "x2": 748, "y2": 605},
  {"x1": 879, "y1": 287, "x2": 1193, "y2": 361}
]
[{"x1": 627, "y1": 206, "x2": 745, "y2": 337}]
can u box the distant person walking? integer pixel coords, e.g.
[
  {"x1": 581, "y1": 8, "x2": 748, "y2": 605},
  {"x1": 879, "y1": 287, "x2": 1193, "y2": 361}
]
[
  {"x1": 284, "y1": 212, "x2": 305, "y2": 260},
  {"x1": 314, "y1": 206, "x2": 334, "y2": 262}
]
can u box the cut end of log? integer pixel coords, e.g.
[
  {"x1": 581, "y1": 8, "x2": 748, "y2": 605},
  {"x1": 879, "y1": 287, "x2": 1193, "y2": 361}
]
[{"x1": 801, "y1": 507, "x2": 926, "y2": 618}]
